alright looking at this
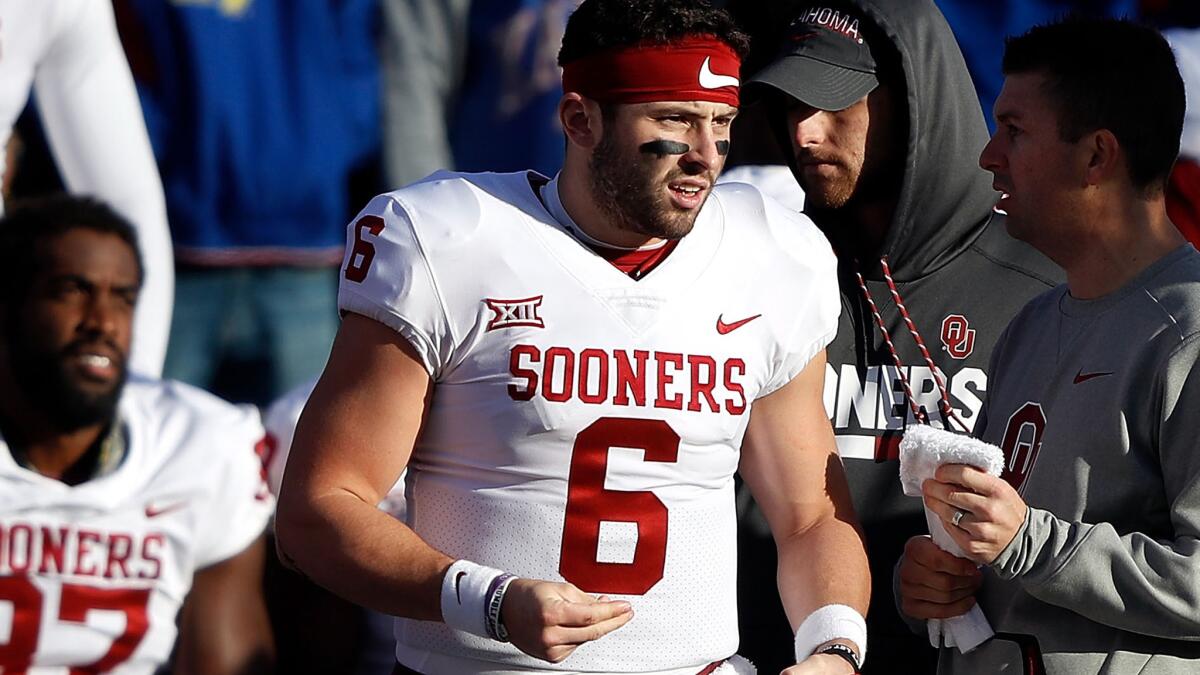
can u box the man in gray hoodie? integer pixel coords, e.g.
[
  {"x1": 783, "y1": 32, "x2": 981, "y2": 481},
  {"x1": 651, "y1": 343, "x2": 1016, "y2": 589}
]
[
  {"x1": 737, "y1": 2, "x2": 1061, "y2": 672},
  {"x1": 899, "y1": 17, "x2": 1200, "y2": 674}
]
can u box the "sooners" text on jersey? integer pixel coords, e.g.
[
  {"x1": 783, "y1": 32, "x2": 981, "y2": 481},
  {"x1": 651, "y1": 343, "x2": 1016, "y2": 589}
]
[
  {"x1": 824, "y1": 363, "x2": 987, "y2": 460},
  {"x1": 0, "y1": 522, "x2": 165, "y2": 581},
  {"x1": 508, "y1": 345, "x2": 748, "y2": 414}
]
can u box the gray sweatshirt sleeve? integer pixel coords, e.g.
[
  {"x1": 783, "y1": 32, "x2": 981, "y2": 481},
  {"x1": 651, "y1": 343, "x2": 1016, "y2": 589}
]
[{"x1": 991, "y1": 333, "x2": 1200, "y2": 640}]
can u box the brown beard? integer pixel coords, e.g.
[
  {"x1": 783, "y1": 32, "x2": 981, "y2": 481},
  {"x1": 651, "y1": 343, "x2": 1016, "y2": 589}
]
[
  {"x1": 794, "y1": 147, "x2": 857, "y2": 209},
  {"x1": 588, "y1": 130, "x2": 708, "y2": 241}
]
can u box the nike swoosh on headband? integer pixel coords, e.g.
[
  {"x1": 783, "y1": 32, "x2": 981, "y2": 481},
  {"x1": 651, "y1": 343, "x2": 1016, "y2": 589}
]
[{"x1": 699, "y1": 56, "x2": 739, "y2": 89}]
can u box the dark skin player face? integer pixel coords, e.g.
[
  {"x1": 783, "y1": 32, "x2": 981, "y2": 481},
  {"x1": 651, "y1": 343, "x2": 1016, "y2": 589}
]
[
  {"x1": 21, "y1": 229, "x2": 138, "y2": 394},
  {"x1": 0, "y1": 229, "x2": 139, "y2": 462}
]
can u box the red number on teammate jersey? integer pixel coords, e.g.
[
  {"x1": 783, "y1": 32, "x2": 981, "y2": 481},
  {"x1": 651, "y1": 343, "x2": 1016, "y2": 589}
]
[
  {"x1": 254, "y1": 433, "x2": 278, "y2": 501},
  {"x1": 0, "y1": 576, "x2": 40, "y2": 672},
  {"x1": 343, "y1": 214, "x2": 385, "y2": 283},
  {"x1": 59, "y1": 585, "x2": 152, "y2": 673},
  {"x1": 0, "y1": 576, "x2": 152, "y2": 674},
  {"x1": 559, "y1": 417, "x2": 680, "y2": 595}
]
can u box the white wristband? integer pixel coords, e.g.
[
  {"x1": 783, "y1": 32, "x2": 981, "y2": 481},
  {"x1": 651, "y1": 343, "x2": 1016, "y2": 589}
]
[
  {"x1": 794, "y1": 604, "x2": 867, "y2": 666},
  {"x1": 440, "y1": 559, "x2": 505, "y2": 639}
]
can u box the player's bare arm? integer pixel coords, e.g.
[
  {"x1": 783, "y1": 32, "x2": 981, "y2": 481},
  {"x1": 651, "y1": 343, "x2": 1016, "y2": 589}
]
[
  {"x1": 175, "y1": 534, "x2": 274, "y2": 675},
  {"x1": 739, "y1": 350, "x2": 870, "y2": 674},
  {"x1": 274, "y1": 313, "x2": 443, "y2": 617},
  {"x1": 274, "y1": 313, "x2": 631, "y2": 661}
]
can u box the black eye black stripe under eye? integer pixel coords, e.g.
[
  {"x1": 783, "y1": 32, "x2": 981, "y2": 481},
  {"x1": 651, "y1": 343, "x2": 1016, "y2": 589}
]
[
  {"x1": 638, "y1": 140, "x2": 730, "y2": 156},
  {"x1": 639, "y1": 140, "x2": 690, "y2": 156}
]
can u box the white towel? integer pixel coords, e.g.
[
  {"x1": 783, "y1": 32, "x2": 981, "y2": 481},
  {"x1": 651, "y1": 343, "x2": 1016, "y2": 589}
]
[
  {"x1": 898, "y1": 425, "x2": 1004, "y2": 653},
  {"x1": 713, "y1": 655, "x2": 757, "y2": 674}
]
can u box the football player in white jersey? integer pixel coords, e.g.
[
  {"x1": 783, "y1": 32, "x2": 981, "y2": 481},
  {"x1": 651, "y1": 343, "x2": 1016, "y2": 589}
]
[
  {"x1": 276, "y1": 1, "x2": 870, "y2": 674},
  {"x1": 0, "y1": 0, "x2": 173, "y2": 378},
  {"x1": 0, "y1": 196, "x2": 272, "y2": 673}
]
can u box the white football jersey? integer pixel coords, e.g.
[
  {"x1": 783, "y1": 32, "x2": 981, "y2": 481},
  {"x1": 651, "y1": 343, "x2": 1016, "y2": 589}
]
[
  {"x1": 0, "y1": 0, "x2": 173, "y2": 378},
  {"x1": 0, "y1": 378, "x2": 273, "y2": 674},
  {"x1": 338, "y1": 171, "x2": 839, "y2": 674},
  {"x1": 717, "y1": 166, "x2": 806, "y2": 212}
]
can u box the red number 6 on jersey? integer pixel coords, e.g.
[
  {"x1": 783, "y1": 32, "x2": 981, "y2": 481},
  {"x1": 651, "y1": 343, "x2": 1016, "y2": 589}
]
[
  {"x1": 559, "y1": 417, "x2": 680, "y2": 595},
  {"x1": 343, "y1": 215, "x2": 385, "y2": 283}
]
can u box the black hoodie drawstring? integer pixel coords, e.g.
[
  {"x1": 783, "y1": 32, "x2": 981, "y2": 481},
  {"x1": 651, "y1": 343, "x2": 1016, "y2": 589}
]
[{"x1": 854, "y1": 256, "x2": 969, "y2": 433}]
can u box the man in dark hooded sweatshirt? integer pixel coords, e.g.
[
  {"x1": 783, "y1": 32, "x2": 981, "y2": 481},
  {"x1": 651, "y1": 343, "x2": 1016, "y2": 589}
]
[{"x1": 736, "y1": 1, "x2": 1062, "y2": 672}]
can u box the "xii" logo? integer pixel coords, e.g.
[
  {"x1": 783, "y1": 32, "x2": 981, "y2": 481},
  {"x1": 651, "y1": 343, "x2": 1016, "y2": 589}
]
[{"x1": 485, "y1": 296, "x2": 545, "y2": 331}]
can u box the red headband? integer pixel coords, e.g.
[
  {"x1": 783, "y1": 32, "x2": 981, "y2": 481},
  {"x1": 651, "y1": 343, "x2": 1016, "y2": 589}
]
[{"x1": 562, "y1": 35, "x2": 741, "y2": 107}]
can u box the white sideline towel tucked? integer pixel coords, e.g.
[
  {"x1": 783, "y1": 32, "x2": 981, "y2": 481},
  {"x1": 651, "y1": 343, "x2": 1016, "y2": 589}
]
[
  {"x1": 715, "y1": 655, "x2": 757, "y2": 674},
  {"x1": 899, "y1": 425, "x2": 1005, "y2": 653}
]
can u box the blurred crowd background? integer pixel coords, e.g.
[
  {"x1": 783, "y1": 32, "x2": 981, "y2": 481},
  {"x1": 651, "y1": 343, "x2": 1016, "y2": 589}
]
[{"x1": 5, "y1": 0, "x2": 1200, "y2": 671}]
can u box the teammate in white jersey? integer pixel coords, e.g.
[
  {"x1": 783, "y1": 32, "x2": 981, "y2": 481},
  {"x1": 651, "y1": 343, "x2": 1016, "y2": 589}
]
[
  {"x1": 0, "y1": 0, "x2": 173, "y2": 378},
  {"x1": 0, "y1": 196, "x2": 272, "y2": 673},
  {"x1": 276, "y1": 1, "x2": 870, "y2": 674}
]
